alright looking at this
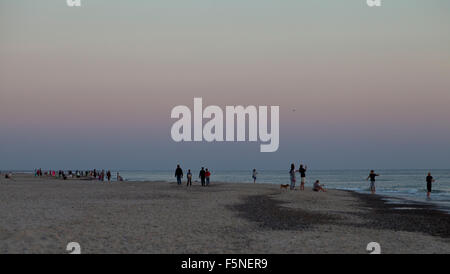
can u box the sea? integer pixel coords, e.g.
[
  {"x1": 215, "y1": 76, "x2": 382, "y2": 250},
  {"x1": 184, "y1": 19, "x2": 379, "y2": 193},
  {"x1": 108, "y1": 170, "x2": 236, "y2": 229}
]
[{"x1": 117, "y1": 169, "x2": 450, "y2": 213}]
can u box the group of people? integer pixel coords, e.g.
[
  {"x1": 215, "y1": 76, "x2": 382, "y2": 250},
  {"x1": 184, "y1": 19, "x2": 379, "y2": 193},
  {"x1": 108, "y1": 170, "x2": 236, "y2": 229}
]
[
  {"x1": 33, "y1": 168, "x2": 124, "y2": 182},
  {"x1": 284, "y1": 165, "x2": 438, "y2": 197},
  {"x1": 1, "y1": 171, "x2": 14, "y2": 180},
  {"x1": 366, "y1": 170, "x2": 437, "y2": 198},
  {"x1": 175, "y1": 165, "x2": 212, "y2": 187},
  {"x1": 288, "y1": 163, "x2": 326, "y2": 192}
]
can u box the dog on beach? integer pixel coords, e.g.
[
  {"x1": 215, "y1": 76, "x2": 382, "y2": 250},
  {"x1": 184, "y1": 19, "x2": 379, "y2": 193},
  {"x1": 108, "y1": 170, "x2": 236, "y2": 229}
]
[{"x1": 280, "y1": 184, "x2": 289, "y2": 190}]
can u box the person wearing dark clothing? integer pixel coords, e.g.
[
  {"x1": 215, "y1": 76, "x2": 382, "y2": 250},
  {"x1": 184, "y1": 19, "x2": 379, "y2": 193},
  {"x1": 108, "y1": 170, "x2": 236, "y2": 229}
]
[
  {"x1": 107, "y1": 170, "x2": 111, "y2": 182},
  {"x1": 199, "y1": 167, "x2": 206, "y2": 186},
  {"x1": 299, "y1": 164, "x2": 307, "y2": 191},
  {"x1": 289, "y1": 164, "x2": 296, "y2": 190},
  {"x1": 175, "y1": 164, "x2": 183, "y2": 185},
  {"x1": 366, "y1": 170, "x2": 380, "y2": 194},
  {"x1": 426, "y1": 172, "x2": 435, "y2": 198}
]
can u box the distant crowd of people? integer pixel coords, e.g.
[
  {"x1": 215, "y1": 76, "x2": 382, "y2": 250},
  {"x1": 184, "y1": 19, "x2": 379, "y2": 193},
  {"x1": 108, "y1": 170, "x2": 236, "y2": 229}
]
[
  {"x1": 175, "y1": 165, "x2": 212, "y2": 187},
  {"x1": 33, "y1": 168, "x2": 123, "y2": 182}
]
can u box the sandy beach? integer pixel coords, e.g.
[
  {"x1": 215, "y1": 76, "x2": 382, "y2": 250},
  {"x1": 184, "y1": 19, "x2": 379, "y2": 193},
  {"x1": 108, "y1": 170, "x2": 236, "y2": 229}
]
[{"x1": 0, "y1": 174, "x2": 449, "y2": 254}]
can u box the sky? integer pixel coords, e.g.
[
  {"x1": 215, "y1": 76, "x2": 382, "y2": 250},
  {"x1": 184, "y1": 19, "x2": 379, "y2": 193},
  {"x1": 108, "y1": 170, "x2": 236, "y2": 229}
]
[{"x1": 1, "y1": 0, "x2": 450, "y2": 170}]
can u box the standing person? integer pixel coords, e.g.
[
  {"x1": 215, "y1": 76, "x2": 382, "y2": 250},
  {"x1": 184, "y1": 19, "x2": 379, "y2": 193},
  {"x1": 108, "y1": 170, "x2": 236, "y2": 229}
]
[
  {"x1": 205, "y1": 169, "x2": 211, "y2": 186},
  {"x1": 298, "y1": 164, "x2": 307, "y2": 191},
  {"x1": 199, "y1": 167, "x2": 206, "y2": 187},
  {"x1": 186, "y1": 169, "x2": 192, "y2": 187},
  {"x1": 107, "y1": 170, "x2": 111, "y2": 182},
  {"x1": 366, "y1": 170, "x2": 380, "y2": 194},
  {"x1": 426, "y1": 172, "x2": 435, "y2": 198},
  {"x1": 175, "y1": 164, "x2": 183, "y2": 185},
  {"x1": 289, "y1": 164, "x2": 296, "y2": 190},
  {"x1": 101, "y1": 170, "x2": 105, "y2": 182},
  {"x1": 252, "y1": 169, "x2": 257, "y2": 183}
]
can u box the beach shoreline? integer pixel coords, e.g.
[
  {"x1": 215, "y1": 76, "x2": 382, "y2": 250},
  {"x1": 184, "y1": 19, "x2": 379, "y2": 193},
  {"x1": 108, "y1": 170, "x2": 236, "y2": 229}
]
[{"x1": 0, "y1": 174, "x2": 449, "y2": 253}]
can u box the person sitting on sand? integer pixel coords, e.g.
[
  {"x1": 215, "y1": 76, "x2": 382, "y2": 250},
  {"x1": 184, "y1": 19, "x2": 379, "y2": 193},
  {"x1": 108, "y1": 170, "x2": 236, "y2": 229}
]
[
  {"x1": 252, "y1": 169, "x2": 257, "y2": 183},
  {"x1": 117, "y1": 172, "x2": 123, "y2": 182},
  {"x1": 426, "y1": 172, "x2": 435, "y2": 198},
  {"x1": 313, "y1": 180, "x2": 326, "y2": 192},
  {"x1": 366, "y1": 170, "x2": 380, "y2": 194},
  {"x1": 175, "y1": 164, "x2": 183, "y2": 185}
]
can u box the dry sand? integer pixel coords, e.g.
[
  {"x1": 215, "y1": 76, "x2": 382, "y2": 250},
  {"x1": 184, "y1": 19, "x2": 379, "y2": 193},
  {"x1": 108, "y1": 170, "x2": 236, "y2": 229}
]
[{"x1": 0, "y1": 174, "x2": 449, "y2": 254}]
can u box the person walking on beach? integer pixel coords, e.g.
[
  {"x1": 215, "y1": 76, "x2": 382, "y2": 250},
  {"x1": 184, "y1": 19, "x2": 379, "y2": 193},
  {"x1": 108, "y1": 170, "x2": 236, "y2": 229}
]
[
  {"x1": 199, "y1": 167, "x2": 206, "y2": 187},
  {"x1": 299, "y1": 164, "x2": 307, "y2": 191},
  {"x1": 107, "y1": 170, "x2": 111, "y2": 182},
  {"x1": 289, "y1": 164, "x2": 296, "y2": 190},
  {"x1": 252, "y1": 169, "x2": 257, "y2": 183},
  {"x1": 366, "y1": 170, "x2": 380, "y2": 194},
  {"x1": 205, "y1": 169, "x2": 211, "y2": 186},
  {"x1": 426, "y1": 172, "x2": 435, "y2": 198},
  {"x1": 175, "y1": 164, "x2": 183, "y2": 185},
  {"x1": 186, "y1": 169, "x2": 192, "y2": 187}
]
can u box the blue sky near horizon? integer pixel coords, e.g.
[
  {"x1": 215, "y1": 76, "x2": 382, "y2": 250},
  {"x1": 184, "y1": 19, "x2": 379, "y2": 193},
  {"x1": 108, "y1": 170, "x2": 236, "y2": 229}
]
[{"x1": 1, "y1": 0, "x2": 450, "y2": 170}]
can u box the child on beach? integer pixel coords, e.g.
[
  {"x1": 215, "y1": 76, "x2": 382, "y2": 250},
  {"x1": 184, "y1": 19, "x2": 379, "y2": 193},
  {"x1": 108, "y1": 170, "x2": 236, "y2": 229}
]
[
  {"x1": 289, "y1": 164, "x2": 296, "y2": 190},
  {"x1": 252, "y1": 169, "x2": 257, "y2": 183},
  {"x1": 366, "y1": 170, "x2": 380, "y2": 194},
  {"x1": 205, "y1": 169, "x2": 211, "y2": 186},
  {"x1": 117, "y1": 172, "x2": 123, "y2": 182},
  {"x1": 187, "y1": 169, "x2": 192, "y2": 187}
]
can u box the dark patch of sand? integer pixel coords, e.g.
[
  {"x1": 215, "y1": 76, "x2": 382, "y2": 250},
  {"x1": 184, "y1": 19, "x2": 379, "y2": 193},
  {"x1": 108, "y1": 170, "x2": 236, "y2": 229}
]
[
  {"x1": 230, "y1": 193, "x2": 339, "y2": 230},
  {"x1": 231, "y1": 190, "x2": 450, "y2": 240},
  {"x1": 350, "y1": 192, "x2": 450, "y2": 238}
]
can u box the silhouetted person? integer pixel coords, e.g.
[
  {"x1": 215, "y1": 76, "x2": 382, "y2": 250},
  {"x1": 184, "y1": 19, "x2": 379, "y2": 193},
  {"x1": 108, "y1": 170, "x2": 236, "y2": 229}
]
[
  {"x1": 366, "y1": 170, "x2": 380, "y2": 194},
  {"x1": 175, "y1": 164, "x2": 183, "y2": 185},
  {"x1": 426, "y1": 172, "x2": 435, "y2": 198},
  {"x1": 299, "y1": 164, "x2": 307, "y2": 191},
  {"x1": 199, "y1": 167, "x2": 206, "y2": 187},
  {"x1": 289, "y1": 164, "x2": 296, "y2": 190}
]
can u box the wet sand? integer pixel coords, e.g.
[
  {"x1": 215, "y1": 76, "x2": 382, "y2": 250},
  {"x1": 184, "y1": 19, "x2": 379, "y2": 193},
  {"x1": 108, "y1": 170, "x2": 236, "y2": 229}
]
[{"x1": 0, "y1": 174, "x2": 449, "y2": 253}]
